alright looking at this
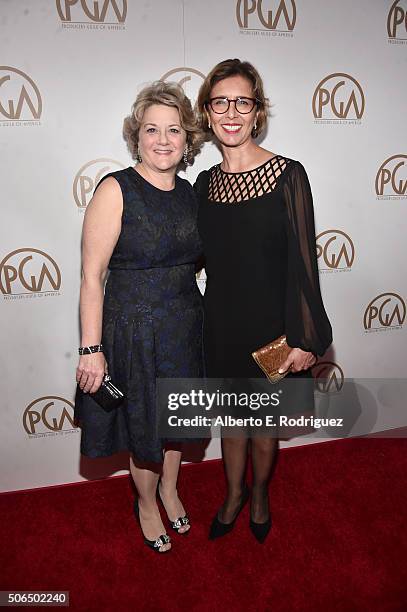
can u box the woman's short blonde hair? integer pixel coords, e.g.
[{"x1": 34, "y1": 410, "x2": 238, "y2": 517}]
[
  {"x1": 196, "y1": 58, "x2": 270, "y2": 139},
  {"x1": 123, "y1": 80, "x2": 203, "y2": 165}
]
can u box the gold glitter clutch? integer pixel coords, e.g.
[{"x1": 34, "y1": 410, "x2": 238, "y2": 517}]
[{"x1": 252, "y1": 335, "x2": 292, "y2": 384}]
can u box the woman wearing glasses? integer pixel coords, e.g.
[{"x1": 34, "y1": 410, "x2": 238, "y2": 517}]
[{"x1": 195, "y1": 59, "x2": 332, "y2": 542}]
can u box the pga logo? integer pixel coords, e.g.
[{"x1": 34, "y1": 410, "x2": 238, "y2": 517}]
[
  {"x1": 23, "y1": 396, "x2": 77, "y2": 436},
  {"x1": 312, "y1": 73, "x2": 365, "y2": 121},
  {"x1": 0, "y1": 249, "x2": 61, "y2": 296},
  {"x1": 0, "y1": 66, "x2": 42, "y2": 121},
  {"x1": 56, "y1": 0, "x2": 127, "y2": 23},
  {"x1": 236, "y1": 0, "x2": 296, "y2": 31},
  {"x1": 73, "y1": 158, "x2": 125, "y2": 208},
  {"x1": 387, "y1": 1, "x2": 407, "y2": 39}
]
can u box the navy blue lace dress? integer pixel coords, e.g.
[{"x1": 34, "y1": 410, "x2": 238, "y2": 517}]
[{"x1": 75, "y1": 168, "x2": 204, "y2": 463}]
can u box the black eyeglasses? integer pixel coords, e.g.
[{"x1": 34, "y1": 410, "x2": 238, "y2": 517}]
[{"x1": 207, "y1": 97, "x2": 259, "y2": 114}]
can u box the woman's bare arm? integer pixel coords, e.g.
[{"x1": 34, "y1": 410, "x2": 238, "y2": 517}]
[{"x1": 76, "y1": 177, "x2": 123, "y2": 394}]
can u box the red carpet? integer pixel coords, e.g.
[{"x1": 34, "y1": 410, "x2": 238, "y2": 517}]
[{"x1": 1, "y1": 438, "x2": 407, "y2": 611}]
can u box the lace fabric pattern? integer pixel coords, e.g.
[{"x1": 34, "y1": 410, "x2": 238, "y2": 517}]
[
  {"x1": 208, "y1": 155, "x2": 291, "y2": 203},
  {"x1": 75, "y1": 169, "x2": 204, "y2": 463}
]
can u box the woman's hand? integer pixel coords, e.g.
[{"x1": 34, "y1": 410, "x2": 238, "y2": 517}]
[
  {"x1": 279, "y1": 347, "x2": 316, "y2": 374},
  {"x1": 76, "y1": 352, "x2": 107, "y2": 394}
]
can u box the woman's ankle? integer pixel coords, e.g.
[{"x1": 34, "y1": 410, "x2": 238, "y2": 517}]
[
  {"x1": 138, "y1": 497, "x2": 159, "y2": 514},
  {"x1": 250, "y1": 486, "x2": 270, "y2": 521},
  {"x1": 158, "y1": 482, "x2": 178, "y2": 498}
]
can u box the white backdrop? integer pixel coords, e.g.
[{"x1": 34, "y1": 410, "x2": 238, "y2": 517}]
[{"x1": 1, "y1": 0, "x2": 406, "y2": 492}]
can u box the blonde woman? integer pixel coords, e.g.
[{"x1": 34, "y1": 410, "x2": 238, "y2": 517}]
[{"x1": 75, "y1": 81, "x2": 204, "y2": 553}]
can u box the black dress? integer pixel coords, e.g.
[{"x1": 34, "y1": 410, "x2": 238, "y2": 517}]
[
  {"x1": 75, "y1": 168, "x2": 204, "y2": 463},
  {"x1": 195, "y1": 155, "x2": 332, "y2": 380}
]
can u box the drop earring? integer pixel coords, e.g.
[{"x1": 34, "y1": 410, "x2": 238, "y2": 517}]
[
  {"x1": 252, "y1": 121, "x2": 258, "y2": 138},
  {"x1": 183, "y1": 146, "x2": 190, "y2": 166},
  {"x1": 136, "y1": 146, "x2": 142, "y2": 163}
]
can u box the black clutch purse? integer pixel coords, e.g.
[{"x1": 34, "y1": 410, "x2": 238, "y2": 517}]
[{"x1": 89, "y1": 374, "x2": 125, "y2": 412}]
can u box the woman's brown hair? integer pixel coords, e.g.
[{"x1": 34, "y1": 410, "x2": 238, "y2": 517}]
[{"x1": 196, "y1": 58, "x2": 270, "y2": 138}]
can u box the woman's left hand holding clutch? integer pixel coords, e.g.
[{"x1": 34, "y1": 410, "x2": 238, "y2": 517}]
[{"x1": 279, "y1": 348, "x2": 316, "y2": 374}]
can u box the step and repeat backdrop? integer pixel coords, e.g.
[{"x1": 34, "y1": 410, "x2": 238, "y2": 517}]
[{"x1": 1, "y1": 0, "x2": 406, "y2": 492}]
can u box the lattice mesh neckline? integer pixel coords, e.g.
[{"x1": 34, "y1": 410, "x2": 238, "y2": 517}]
[{"x1": 208, "y1": 155, "x2": 290, "y2": 203}]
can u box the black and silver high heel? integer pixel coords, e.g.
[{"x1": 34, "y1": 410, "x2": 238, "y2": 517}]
[
  {"x1": 157, "y1": 484, "x2": 190, "y2": 535},
  {"x1": 169, "y1": 515, "x2": 190, "y2": 535},
  {"x1": 209, "y1": 485, "x2": 250, "y2": 540},
  {"x1": 133, "y1": 499, "x2": 171, "y2": 553}
]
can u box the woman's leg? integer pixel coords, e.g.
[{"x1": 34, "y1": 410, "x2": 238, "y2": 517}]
[
  {"x1": 218, "y1": 435, "x2": 249, "y2": 523},
  {"x1": 130, "y1": 455, "x2": 171, "y2": 552},
  {"x1": 250, "y1": 437, "x2": 278, "y2": 523},
  {"x1": 159, "y1": 447, "x2": 190, "y2": 533}
]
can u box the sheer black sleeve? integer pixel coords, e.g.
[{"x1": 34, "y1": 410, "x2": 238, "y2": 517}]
[{"x1": 283, "y1": 162, "x2": 332, "y2": 356}]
